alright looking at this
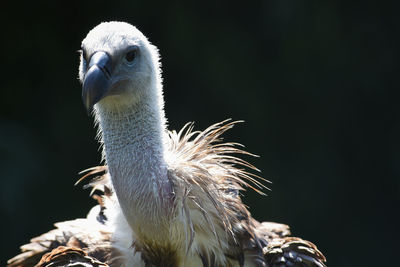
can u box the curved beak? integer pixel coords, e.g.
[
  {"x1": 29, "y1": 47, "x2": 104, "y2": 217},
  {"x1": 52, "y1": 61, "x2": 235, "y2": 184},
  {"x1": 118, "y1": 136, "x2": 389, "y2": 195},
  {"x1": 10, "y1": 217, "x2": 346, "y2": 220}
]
[{"x1": 82, "y1": 51, "x2": 113, "y2": 112}]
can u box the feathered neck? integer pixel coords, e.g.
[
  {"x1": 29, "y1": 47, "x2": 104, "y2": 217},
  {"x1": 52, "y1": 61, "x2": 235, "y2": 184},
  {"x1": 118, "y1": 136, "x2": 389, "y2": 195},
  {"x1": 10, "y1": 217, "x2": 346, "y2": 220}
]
[{"x1": 94, "y1": 91, "x2": 174, "y2": 236}]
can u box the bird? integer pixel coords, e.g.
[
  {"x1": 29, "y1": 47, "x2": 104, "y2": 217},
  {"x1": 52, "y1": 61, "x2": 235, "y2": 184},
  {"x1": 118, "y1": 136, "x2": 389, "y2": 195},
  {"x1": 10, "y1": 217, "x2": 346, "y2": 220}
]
[{"x1": 7, "y1": 21, "x2": 326, "y2": 267}]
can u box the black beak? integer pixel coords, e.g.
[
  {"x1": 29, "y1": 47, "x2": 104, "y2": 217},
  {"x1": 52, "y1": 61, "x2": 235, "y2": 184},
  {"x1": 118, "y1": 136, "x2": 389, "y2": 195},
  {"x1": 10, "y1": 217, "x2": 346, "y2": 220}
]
[{"x1": 82, "y1": 51, "x2": 113, "y2": 112}]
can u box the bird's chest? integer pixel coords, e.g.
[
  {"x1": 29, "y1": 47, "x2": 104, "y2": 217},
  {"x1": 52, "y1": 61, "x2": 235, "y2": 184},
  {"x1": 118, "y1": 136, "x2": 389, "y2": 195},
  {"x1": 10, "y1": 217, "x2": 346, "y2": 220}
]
[{"x1": 133, "y1": 240, "x2": 179, "y2": 267}]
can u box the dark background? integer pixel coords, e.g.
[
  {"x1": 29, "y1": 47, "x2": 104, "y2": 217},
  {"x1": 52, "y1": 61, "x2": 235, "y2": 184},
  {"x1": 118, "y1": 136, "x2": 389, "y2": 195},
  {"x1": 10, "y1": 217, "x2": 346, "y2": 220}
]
[{"x1": 1, "y1": 1, "x2": 399, "y2": 266}]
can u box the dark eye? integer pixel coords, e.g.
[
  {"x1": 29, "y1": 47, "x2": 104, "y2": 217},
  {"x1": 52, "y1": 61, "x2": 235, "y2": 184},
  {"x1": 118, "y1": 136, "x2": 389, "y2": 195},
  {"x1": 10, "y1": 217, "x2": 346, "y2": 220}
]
[{"x1": 125, "y1": 50, "x2": 136, "y2": 62}]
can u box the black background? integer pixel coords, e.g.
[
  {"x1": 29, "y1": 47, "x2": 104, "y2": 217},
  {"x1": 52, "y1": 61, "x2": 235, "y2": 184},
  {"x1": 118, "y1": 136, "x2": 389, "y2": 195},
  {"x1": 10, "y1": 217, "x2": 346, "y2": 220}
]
[{"x1": 1, "y1": 1, "x2": 399, "y2": 266}]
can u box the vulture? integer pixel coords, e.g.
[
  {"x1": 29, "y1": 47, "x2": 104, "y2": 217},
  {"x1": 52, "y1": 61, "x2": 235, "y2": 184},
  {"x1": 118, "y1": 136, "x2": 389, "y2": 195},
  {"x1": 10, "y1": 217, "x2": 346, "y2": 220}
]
[{"x1": 8, "y1": 22, "x2": 326, "y2": 267}]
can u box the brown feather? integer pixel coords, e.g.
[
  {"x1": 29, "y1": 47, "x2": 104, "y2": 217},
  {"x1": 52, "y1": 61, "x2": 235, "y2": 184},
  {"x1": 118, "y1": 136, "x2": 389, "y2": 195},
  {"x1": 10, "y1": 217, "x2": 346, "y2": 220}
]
[
  {"x1": 36, "y1": 246, "x2": 108, "y2": 267},
  {"x1": 7, "y1": 193, "x2": 113, "y2": 267},
  {"x1": 8, "y1": 120, "x2": 326, "y2": 267}
]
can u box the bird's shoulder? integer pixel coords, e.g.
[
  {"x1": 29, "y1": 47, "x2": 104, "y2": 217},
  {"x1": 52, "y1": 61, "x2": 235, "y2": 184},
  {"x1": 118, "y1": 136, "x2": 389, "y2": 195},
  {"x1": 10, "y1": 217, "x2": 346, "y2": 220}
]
[
  {"x1": 7, "y1": 178, "x2": 114, "y2": 267},
  {"x1": 254, "y1": 221, "x2": 327, "y2": 267},
  {"x1": 7, "y1": 216, "x2": 112, "y2": 267},
  {"x1": 165, "y1": 121, "x2": 327, "y2": 267}
]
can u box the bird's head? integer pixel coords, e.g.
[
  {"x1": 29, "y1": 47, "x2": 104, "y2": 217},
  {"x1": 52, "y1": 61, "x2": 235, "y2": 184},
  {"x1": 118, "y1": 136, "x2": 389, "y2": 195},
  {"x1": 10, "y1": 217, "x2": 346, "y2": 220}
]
[{"x1": 79, "y1": 21, "x2": 162, "y2": 112}]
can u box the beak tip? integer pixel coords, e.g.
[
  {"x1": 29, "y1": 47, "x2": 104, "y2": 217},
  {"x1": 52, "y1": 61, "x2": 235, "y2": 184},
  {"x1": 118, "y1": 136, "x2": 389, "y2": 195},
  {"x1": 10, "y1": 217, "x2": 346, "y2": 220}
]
[
  {"x1": 85, "y1": 105, "x2": 94, "y2": 116},
  {"x1": 82, "y1": 91, "x2": 93, "y2": 114}
]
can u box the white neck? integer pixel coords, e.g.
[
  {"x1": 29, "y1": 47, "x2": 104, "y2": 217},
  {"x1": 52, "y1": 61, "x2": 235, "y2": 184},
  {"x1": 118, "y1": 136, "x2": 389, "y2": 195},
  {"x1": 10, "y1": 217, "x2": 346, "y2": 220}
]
[{"x1": 94, "y1": 90, "x2": 174, "y2": 235}]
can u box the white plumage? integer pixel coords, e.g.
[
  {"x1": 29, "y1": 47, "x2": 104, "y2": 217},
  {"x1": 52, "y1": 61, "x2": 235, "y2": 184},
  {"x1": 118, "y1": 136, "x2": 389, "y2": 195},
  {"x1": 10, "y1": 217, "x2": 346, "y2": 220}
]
[{"x1": 8, "y1": 22, "x2": 326, "y2": 267}]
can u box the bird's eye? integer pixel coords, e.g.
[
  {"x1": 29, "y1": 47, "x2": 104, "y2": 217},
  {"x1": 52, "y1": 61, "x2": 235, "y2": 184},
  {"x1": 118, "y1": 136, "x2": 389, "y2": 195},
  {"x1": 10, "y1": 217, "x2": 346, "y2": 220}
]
[
  {"x1": 80, "y1": 48, "x2": 87, "y2": 61},
  {"x1": 125, "y1": 50, "x2": 136, "y2": 63}
]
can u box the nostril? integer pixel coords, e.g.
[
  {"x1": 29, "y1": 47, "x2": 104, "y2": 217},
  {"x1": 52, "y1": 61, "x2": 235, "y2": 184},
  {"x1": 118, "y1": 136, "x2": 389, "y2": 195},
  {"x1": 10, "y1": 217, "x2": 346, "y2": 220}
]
[
  {"x1": 100, "y1": 65, "x2": 112, "y2": 79},
  {"x1": 88, "y1": 51, "x2": 113, "y2": 78}
]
